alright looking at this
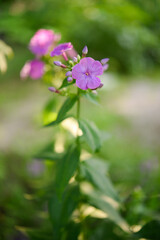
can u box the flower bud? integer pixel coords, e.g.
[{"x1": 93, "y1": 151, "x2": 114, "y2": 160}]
[
  {"x1": 67, "y1": 77, "x2": 73, "y2": 82},
  {"x1": 103, "y1": 64, "x2": 109, "y2": 71},
  {"x1": 65, "y1": 71, "x2": 72, "y2": 77},
  {"x1": 77, "y1": 54, "x2": 81, "y2": 61},
  {"x1": 54, "y1": 61, "x2": 66, "y2": 68},
  {"x1": 72, "y1": 57, "x2": 77, "y2": 62},
  {"x1": 54, "y1": 61, "x2": 61, "y2": 66},
  {"x1": 82, "y1": 46, "x2": 88, "y2": 56},
  {"x1": 69, "y1": 60, "x2": 74, "y2": 66},
  {"x1": 101, "y1": 58, "x2": 109, "y2": 65},
  {"x1": 92, "y1": 90, "x2": 97, "y2": 95},
  {"x1": 48, "y1": 87, "x2": 56, "y2": 92},
  {"x1": 99, "y1": 83, "x2": 104, "y2": 88},
  {"x1": 48, "y1": 87, "x2": 59, "y2": 93}
]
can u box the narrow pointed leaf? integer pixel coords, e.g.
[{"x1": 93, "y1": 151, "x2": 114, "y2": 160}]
[
  {"x1": 48, "y1": 184, "x2": 80, "y2": 239},
  {"x1": 84, "y1": 92, "x2": 100, "y2": 105},
  {"x1": 45, "y1": 95, "x2": 77, "y2": 127},
  {"x1": 35, "y1": 152, "x2": 63, "y2": 161},
  {"x1": 55, "y1": 145, "x2": 80, "y2": 195},
  {"x1": 81, "y1": 158, "x2": 120, "y2": 202},
  {"x1": 85, "y1": 190, "x2": 129, "y2": 232},
  {"x1": 34, "y1": 142, "x2": 63, "y2": 161},
  {"x1": 59, "y1": 77, "x2": 75, "y2": 89},
  {"x1": 79, "y1": 119, "x2": 102, "y2": 152}
]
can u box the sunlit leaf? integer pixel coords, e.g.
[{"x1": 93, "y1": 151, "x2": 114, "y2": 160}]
[
  {"x1": 0, "y1": 40, "x2": 13, "y2": 74},
  {"x1": 85, "y1": 190, "x2": 129, "y2": 232},
  {"x1": 43, "y1": 98, "x2": 58, "y2": 124},
  {"x1": 134, "y1": 220, "x2": 160, "y2": 240},
  {"x1": 43, "y1": 97, "x2": 57, "y2": 113},
  {"x1": 0, "y1": 53, "x2": 7, "y2": 73},
  {"x1": 0, "y1": 40, "x2": 13, "y2": 57}
]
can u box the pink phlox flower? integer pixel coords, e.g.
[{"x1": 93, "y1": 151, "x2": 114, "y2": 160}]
[
  {"x1": 29, "y1": 29, "x2": 60, "y2": 56},
  {"x1": 72, "y1": 57, "x2": 103, "y2": 90},
  {"x1": 20, "y1": 61, "x2": 31, "y2": 79},
  {"x1": 66, "y1": 47, "x2": 77, "y2": 58},
  {"x1": 50, "y1": 42, "x2": 73, "y2": 60},
  {"x1": 20, "y1": 60, "x2": 44, "y2": 80}
]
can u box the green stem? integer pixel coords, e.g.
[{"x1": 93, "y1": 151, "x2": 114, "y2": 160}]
[
  {"x1": 76, "y1": 89, "x2": 87, "y2": 239},
  {"x1": 76, "y1": 88, "x2": 80, "y2": 146},
  {"x1": 76, "y1": 87, "x2": 84, "y2": 236}
]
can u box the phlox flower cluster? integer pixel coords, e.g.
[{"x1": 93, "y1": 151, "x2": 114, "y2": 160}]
[
  {"x1": 50, "y1": 44, "x2": 109, "y2": 91},
  {"x1": 21, "y1": 29, "x2": 109, "y2": 90}
]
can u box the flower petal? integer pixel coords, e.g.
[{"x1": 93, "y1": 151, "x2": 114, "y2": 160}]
[
  {"x1": 87, "y1": 75, "x2": 101, "y2": 89},
  {"x1": 51, "y1": 42, "x2": 73, "y2": 57},
  {"x1": 76, "y1": 75, "x2": 88, "y2": 90},
  {"x1": 72, "y1": 61, "x2": 87, "y2": 80},
  {"x1": 29, "y1": 29, "x2": 56, "y2": 56},
  {"x1": 30, "y1": 60, "x2": 44, "y2": 79},
  {"x1": 89, "y1": 60, "x2": 103, "y2": 76}
]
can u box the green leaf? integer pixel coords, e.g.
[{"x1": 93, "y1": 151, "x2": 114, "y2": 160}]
[
  {"x1": 81, "y1": 158, "x2": 120, "y2": 202},
  {"x1": 43, "y1": 97, "x2": 57, "y2": 113},
  {"x1": 48, "y1": 184, "x2": 80, "y2": 239},
  {"x1": 55, "y1": 144, "x2": 80, "y2": 195},
  {"x1": 45, "y1": 95, "x2": 77, "y2": 127},
  {"x1": 35, "y1": 152, "x2": 63, "y2": 161},
  {"x1": 85, "y1": 190, "x2": 129, "y2": 232},
  {"x1": 59, "y1": 77, "x2": 75, "y2": 89},
  {"x1": 57, "y1": 95, "x2": 77, "y2": 121},
  {"x1": 134, "y1": 220, "x2": 160, "y2": 240},
  {"x1": 28, "y1": 231, "x2": 53, "y2": 240},
  {"x1": 79, "y1": 119, "x2": 102, "y2": 152},
  {"x1": 61, "y1": 185, "x2": 80, "y2": 225},
  {"x1": 84, "y1": 91, "x2": 100, "y2": 105},
  {"x1": 34, "y1": 142, "x2": 63, "y2": 161},
  {"x1": 65, "y1": 221, "x2": 81, "y2": 240},
  {"x1": 45, "y1": 115, "x2": 70, "y2": 127}
]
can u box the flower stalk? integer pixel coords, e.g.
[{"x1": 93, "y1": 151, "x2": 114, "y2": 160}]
[
  {"x1": 20, "y1": 33, "x2": 123, "y2": 240},
  {"x1": 76, "y1": 87, "x2": 80, "y2": 148}
]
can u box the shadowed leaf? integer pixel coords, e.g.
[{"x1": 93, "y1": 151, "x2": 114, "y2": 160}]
[
  {"x1": 45, "y1": 95, "x2": 77, "y2": 127},
  {"x1": 55, "y1": 144, "x2": 80, "y2": 195},
  {"x1": 81, "y1": 158, "x2": 120, "y2": 202}
]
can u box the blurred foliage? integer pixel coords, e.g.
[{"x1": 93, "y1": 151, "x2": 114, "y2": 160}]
[
  {"x1": 0, "y1": 0, "x2": 160, "y2": 239},
  {"x1": 0, "y1": 0, "x2": 160, "y2": 74},
  {"x1": 0, "y1": 40, "x2": 13, "y2": 73},
  {"x1": 0, "y1": 79, "x2": 160, "y2": 239}
]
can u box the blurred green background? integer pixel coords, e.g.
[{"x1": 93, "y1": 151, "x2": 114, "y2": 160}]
[{"x1": 0, "y1": 0, "x2": 160, "y2": 239}]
